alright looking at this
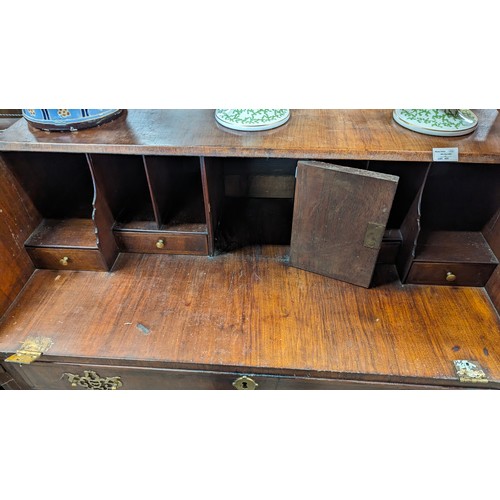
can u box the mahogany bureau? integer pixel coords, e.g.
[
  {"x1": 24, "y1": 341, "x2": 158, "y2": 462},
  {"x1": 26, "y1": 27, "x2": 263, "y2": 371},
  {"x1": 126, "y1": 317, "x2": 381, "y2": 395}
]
[{"x1": 0, "y1": 109, "x2": 499, "y2": 390}]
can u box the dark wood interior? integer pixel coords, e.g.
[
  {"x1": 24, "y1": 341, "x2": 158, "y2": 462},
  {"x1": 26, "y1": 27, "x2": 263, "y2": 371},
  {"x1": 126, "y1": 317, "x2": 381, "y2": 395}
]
[
  {"x1": 89, "y1": 153, "x2": 157, "y2": 229},
  {"x1": 145, "y1": 155, "x2": 207, "y2": 232},
  {"x1": 3, "y1": 151, "x2": 94, "y2": 219},
  {"x1": 0, "y1": 110, "x2": 499, "y2": 390}
]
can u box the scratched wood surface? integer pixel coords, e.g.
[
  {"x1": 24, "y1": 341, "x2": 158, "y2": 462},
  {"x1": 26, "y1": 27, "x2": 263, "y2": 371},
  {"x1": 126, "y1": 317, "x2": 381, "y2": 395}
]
[
  {"x1": 0, "y1": 247, "x2": 498, "y2": 386},
  {"x1": 1, "y1": 110, "x2": 500, "y2": 163}
]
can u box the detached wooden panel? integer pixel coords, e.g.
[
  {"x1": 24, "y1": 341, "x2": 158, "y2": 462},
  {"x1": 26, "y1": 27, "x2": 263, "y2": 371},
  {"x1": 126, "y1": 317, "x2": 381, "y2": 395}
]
[{"x1": 290, "y1": 161, "x2": 398, "y2": 288}]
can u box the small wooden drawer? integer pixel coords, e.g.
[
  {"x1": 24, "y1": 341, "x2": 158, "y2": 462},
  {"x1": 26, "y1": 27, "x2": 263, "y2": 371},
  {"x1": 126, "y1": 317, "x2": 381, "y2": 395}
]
[
  {"x1": 26, "y1": 247, "x2": 108, "y2": 271},
  {"x1": 114, "y1": 230, "x2": 208, "y2": 255},
  {"x1": 407, "y1": 262, "x2": 497, "y2": 287}
]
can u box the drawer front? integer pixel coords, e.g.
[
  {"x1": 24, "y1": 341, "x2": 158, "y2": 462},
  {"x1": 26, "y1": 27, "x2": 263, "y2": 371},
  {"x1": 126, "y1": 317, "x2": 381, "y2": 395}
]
[
  {"x1": 4, "y1": 362, "x2": 445, "y2": 390},
  {"x1": 275, "y1": 377, "x2": 445, "y2": 389},
  {"x1": 26, "y1": 247, "x2": 107, "y2": 271},
  {"x1": 114, "y1": 231, "x2": 208, "y2": 255},
  {"x1": 6, "y1": 363, "x2": 279, "y2": 390},
  {"x1": 407, "y1": 262, "x2": 497, "y2": 286},
  {"x1": 0, "y1": 364, "x2": 24, "y2": 389}
]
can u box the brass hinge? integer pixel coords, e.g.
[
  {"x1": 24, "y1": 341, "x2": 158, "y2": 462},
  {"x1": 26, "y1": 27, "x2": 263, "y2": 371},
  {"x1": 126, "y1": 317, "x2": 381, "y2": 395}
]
[
  {"x1": 5, "y1": 336, "x2": 53, "y2": 365},
  {"x1": 453, "y1": 360, "x2": 488, "y2": 384},
  {"x1": 364, "y1": 222, "x2": 385, "y2": 250}
]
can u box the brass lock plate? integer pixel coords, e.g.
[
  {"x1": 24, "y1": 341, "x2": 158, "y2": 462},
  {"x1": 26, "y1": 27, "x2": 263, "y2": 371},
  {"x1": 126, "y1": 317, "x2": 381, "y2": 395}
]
[
  {"x1": 63, "y1": 370, "x2": 123, "y2": 390},
  {"x1": 232, "y1": 376, "x2": 258, "y2": 390}
]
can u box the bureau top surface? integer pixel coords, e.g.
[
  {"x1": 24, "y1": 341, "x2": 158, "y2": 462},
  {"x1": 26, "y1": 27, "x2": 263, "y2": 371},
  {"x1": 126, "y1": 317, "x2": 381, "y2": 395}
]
[{"x1": 0, "y1": 109, "x2": 499, "y2": 162}]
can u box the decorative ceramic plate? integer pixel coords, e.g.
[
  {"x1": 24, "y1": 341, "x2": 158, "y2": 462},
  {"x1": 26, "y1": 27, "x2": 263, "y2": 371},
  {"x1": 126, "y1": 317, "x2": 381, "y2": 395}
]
[
  {"x1": 393, "y1": 109, "x2": 478, "y2": 136},
  {"x1": 22, "y1": 109, "x2": 123, "y2": 131},
  {"x1": 215, "y1": 109, "x2": 290, "y2": 131}
]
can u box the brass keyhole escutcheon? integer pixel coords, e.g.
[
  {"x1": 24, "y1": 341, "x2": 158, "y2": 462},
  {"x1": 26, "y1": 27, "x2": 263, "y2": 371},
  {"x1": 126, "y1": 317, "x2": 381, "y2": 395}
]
[
  {"x1": 60, "y1": 256, "x2": 69, "y2": 266},
  {"x1": 233, "y1": 376, "x2": 258, "y2": 390},
  {"x1": 156, "y1": 239, "x2": 165, "y2": 249},
  {"x1": 446, "y1": 271, "x2": 456, "y2": 282}
]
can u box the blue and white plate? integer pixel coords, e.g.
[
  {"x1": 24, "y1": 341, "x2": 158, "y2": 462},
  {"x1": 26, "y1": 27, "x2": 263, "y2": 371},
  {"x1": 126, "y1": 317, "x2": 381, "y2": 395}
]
[{"x1": 22, "y1": 109, "x2": 123, "y2": 131}]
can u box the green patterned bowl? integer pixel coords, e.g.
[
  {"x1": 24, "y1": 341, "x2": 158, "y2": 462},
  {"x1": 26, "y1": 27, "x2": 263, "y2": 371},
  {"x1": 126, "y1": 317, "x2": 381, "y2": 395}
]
[
  {"x1": 393, "y1": 109, "x2": 478, "y2": 136},
  {"x1": 215, "y1": 109, "x2": 290, "y2": 131}
]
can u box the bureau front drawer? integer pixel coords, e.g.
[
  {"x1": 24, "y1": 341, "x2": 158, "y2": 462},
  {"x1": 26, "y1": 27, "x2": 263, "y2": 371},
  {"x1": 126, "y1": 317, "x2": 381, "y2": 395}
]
[
  {"x1": 3, "y1": 362, "x2": 450, "y2": 390},
  {"x1": 407, "y1": 262, "x2": 497, "y2": 286},
  {"x1": 25, "y1": 247, "x2": 108, "y2": 271},
  {"x1": 114, "y1": 231, "x2": 208, "y2": 255},
  {"x1": 5, "y1": 362, "x2": 280, "y2": 390}
]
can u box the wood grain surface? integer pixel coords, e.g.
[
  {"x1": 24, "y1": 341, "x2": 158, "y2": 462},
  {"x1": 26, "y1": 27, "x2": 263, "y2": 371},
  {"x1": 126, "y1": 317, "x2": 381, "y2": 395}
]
[
  {"x1": 1, "y1": 109, "x2": 499, "y2": 163},
  {"x1": 485, "y1": 209, "x2": 500, "y2": 311},
  {"x1": 414, "y1": 231, "x2": 498, "y2": 263},
  {"x1": 24, "y1": 218, "x2": 98, "y2": 248},
  {"x1": 0, "y1": 247, "x2": 498, "y2": 387},
  {"x1": 0, "y1": 155, "x2": 39, "y2": 316},
  {"x1": 487, "y1": 266, "x2": 500, "y2": 312}
]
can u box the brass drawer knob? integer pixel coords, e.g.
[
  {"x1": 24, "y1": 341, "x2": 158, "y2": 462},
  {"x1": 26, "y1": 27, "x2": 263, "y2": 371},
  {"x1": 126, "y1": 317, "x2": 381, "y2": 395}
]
[
  {"x1": 446, "y1": 271, "x2": 457, "y2": 282},
  {"x1": 233, "y1": 376, "x2": 258, "y2": 390},
  {"x1": 156, "y1": 239, "x2": 165, "y2": 249},
  {"x1": 60, "y1": 256, "x2": 70, "y2": 266}
]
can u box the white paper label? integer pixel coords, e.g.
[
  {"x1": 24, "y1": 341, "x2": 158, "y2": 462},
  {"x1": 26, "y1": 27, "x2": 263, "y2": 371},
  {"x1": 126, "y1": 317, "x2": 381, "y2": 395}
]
[{"x1": 432, "y1": 147, "x2": 459, "y2": 162}]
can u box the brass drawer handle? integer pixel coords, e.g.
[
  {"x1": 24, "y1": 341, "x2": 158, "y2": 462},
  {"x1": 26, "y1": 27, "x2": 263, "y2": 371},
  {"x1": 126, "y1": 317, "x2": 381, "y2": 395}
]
[
  {"x1": 233, "y1": 376, "x2": 258, "y2": 390},
  {"x1": 446, "y1": 271, "x2": 457, "y2": 282},
  {"x1": 60, "y1": 256, "x2": 70, "y2": 266},
  {"x1": 156, "y1": 239, "x2": 165, "y2": 249},
  {"x1": 63, "y1": 370, "x2": 123, "y2": 390}
]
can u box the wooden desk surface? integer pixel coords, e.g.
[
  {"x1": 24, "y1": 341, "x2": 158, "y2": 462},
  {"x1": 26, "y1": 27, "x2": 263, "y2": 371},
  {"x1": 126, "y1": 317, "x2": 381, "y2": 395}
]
[
  {"x1": 1, "y1": 109, "x2": 499, "y2": 163},
  {"x1": 0, "y1": 247, "x2": 499, "y2": 387}
]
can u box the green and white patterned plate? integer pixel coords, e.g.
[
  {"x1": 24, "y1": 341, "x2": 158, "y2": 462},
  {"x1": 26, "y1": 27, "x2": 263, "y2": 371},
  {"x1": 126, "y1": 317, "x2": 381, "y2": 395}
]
[
  {"x1": 215, "y1": 109, "x2": 290, "y2": 131},
  {"x1": 393, "y1": 109, "x2": 478, "y2": 136}
]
